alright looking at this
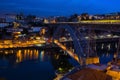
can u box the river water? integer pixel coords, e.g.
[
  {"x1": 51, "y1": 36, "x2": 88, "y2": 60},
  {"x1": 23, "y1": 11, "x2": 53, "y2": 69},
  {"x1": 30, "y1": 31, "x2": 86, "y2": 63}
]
[{"x1": 0, "y1": 48, "x2": 114, "y2": 80}]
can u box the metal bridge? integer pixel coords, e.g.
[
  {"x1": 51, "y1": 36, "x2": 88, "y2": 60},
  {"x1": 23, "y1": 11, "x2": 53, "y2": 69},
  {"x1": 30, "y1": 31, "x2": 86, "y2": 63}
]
[{"x1": 43, "y1": 20, "x2": 120, "y2": 65}]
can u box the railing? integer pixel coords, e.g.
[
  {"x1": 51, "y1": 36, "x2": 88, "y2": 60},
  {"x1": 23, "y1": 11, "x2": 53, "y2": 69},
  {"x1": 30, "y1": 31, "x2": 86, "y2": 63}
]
[
  {"x1": 79, "y1": 20, "x2": 120, "y2": 24},
  {"x1": 44, "y1": 20, "x2": 120, "y2": 24}
]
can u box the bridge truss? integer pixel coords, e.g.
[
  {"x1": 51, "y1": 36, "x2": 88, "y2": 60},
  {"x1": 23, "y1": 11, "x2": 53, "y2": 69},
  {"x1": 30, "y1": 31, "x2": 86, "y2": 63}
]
[{"x1": 43, "y1": 22, "x2": 120, "y2": 65}]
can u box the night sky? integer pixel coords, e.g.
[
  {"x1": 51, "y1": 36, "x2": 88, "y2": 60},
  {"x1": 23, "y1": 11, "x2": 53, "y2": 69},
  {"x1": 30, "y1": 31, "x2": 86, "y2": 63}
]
[{"x1": 0, "y1": 0, "x2": 120, "y2": 16}]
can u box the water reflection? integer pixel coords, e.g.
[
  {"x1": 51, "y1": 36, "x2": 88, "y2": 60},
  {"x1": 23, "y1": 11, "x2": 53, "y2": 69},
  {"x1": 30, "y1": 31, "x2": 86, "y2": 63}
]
[
  {"x1": 16, "y1": 49, "x2": 39, "y2": 63},
  {"x1": 40, "y1": 51, "x2": 44, "y2": 61},
  {"x1": 0, "y1": 49, "x2": 56, "y2": 80},
  {"x1": 0, "y1": 48, "x2": 75, "y2": 80},
  {"x1": 0, "y1": 48, "x2": 115, "y2": 80}
]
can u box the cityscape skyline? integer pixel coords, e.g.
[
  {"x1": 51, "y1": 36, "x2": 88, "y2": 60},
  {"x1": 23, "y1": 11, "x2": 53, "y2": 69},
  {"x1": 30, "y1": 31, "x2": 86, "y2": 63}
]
[{"x1": 0, "y1": 0, "x2": 120, "y2": 16}]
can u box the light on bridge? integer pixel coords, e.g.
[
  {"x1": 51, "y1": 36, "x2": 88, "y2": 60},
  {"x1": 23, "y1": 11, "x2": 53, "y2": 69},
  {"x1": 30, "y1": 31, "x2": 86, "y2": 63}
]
[{"x1": 107, "y1": 34, "x2": 112, "y2": 37}]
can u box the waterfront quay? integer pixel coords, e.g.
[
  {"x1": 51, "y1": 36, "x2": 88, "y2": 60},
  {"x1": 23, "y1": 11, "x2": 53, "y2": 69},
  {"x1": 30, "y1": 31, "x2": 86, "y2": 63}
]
[{"x1": 0, "y1": 39, "x2": 46, "y2": 48}]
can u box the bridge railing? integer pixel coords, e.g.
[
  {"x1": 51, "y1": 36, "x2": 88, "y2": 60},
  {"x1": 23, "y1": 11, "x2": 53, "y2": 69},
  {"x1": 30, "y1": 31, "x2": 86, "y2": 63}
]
[
  {"x1": 79, "y1": 20, "x2": 120, "y2": 24},
  {"x1": 45, "y1": 20, "x2": 120, "y2": 24}
]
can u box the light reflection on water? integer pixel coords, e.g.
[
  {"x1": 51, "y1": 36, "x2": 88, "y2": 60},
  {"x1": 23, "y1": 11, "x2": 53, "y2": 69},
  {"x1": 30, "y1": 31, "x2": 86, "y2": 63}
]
[
  {"x1": 40, "y1": 51, "x2": 44, "y2": 61},
  {"x1": 0, "y1": 49, "x2": 115, "y2": 80},
  {"x1": 16, "y1": 49, "x2": 39, "y2": 63},
  {"x1": 0, "y1": 49, "x2": 55, "y2": 80}
]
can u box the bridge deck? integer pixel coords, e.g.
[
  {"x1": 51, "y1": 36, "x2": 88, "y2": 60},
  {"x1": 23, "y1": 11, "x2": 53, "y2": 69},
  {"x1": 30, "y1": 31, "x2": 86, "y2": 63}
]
[{"x1": 45, "y1": 20, "x2": 120, "y2": 32}]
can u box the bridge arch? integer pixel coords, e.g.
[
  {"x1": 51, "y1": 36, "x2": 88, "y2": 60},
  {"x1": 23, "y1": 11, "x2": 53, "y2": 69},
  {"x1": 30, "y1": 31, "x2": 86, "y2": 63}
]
[{"x1": 53, "y1": 25, "x2": 87, "y2": 61}]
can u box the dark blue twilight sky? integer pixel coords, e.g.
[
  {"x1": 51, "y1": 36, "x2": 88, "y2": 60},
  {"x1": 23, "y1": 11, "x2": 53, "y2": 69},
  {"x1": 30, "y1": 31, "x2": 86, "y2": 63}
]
[{"x1": 0, "y1": 0, "x2": 120, "y2": 16}]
